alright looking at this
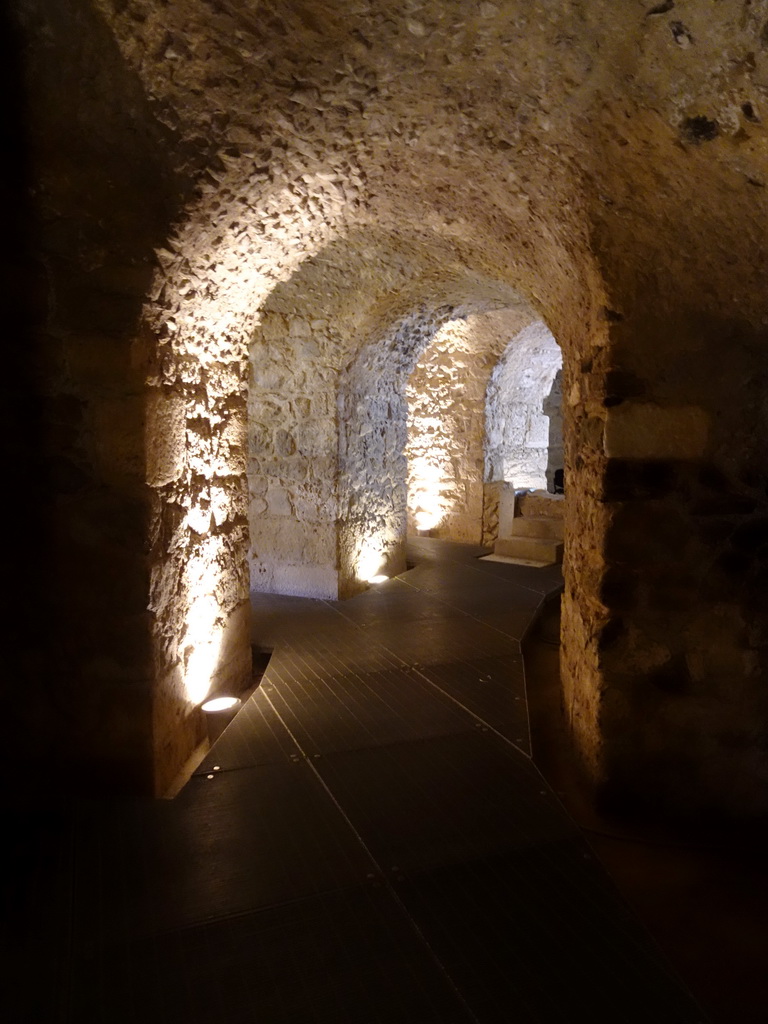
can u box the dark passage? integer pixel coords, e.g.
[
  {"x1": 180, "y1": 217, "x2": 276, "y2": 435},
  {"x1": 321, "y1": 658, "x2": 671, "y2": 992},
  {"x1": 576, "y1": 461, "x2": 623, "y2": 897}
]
[{"x1": 7, "y1": 539, "x2": 704, "y2": 1023}]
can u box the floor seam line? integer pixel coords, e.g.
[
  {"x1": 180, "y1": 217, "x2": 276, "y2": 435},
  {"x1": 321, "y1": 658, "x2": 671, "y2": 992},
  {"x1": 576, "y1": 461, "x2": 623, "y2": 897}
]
[{"x1": 260, "y1": 685, "x2": 483, "y2": 1024}]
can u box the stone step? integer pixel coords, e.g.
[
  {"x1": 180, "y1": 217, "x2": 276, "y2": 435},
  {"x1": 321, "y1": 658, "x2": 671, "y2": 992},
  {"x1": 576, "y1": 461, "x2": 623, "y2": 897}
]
[
  {"x1": 494, "y1": 536, "x2": 564, "y2": 564},
  {"x1": 517, "y1": 490, "x2": 565, "y2": 519},
  {"x1": 509, "y1": 516, "x2": 564, "y2": 541}
]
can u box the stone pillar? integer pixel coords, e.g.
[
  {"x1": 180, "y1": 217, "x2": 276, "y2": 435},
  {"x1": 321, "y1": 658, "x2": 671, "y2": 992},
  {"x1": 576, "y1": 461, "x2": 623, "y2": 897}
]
[
  {"x1": 147, "y1": 347, "x2": 253, "y2": 796},
  {"x1": 405, "y1": 319, "x2": 490, "y2": 544},
  {"x1": 9, "y1": 0, "x2": 177, "y2": 796},
  {"x1": 562, "y1": 314, "x2": 768, "y2": 817},
  {"x1": 249, "y1": 312, "x2": 342, "y2": 599}
]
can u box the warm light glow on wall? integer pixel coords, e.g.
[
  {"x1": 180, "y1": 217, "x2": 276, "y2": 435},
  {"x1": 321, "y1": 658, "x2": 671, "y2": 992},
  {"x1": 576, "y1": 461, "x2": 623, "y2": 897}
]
[
  {"x1": 181, "y1": 541, "x2": 224, "y2": 705},
  {"x1": 184, "y1": 636, "x2": 223, "y2": 706},
  {"x1": 408, "y1": 455, "x2": 449, "y2": 532},
  {"x1": 414, "y1": 507, "x2": 442, "y2": 531},
  {"x1": 145, "y1": 165, "x2": 356, "y2": 752},
  {"x1": 356, "y1": 538, "x2": 387, "y2": 583}
]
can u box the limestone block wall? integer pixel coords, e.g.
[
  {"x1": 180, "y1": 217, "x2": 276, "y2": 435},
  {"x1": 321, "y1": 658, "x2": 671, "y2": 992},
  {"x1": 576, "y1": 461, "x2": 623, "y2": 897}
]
[
  {"x1": 64, "y1": 0, "x2": 601, "y2": 799},
  {"x1": 145, "y1": 305, "x2": 254, "y2": 794},
  {"x1": 248, "y1": 310, "x2": 342, "y2": 599},
  {"x1": 406, "y1": 318, "x2": 483, "y2": 543},
  {"x1": 556, "y1": 1, "x2": 768, "y2": 818},
  {"x1": 137, "y1": 110, "x2": 368, "y2": 791},
  {"x1": 246, "y1": 236, "x2": 477, "y2": 601},
  {"x1": 247, "y1": 233, "x2": 530, "y2": 602},
  {"x1": 485, "y1": 321, "x2": 562, "y2": 492}
]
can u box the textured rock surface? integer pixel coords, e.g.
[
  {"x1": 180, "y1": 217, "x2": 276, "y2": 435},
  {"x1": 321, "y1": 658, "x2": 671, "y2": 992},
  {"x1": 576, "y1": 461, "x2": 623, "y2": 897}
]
[
  {"x1": 12, "y1": 0, "x2": 768, "y2": 810},
  {"x1": 406, "y1": 309, "x2": 532, "y2": 543},
  {"x1": 485, "y1": 321, "x2": 562, "y2": 491},
  {"x1": 543, "y1": 370, "x2": 564, "y2": 493}
]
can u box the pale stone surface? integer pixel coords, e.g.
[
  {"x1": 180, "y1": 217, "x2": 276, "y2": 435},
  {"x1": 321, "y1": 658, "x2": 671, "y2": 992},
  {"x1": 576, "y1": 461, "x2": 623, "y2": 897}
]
[
  {"x1": 485, "y1": 322, "x2": 562, "y2": 490},
  {"x1": 518, "y1": 491, "x2": 566, "y2": 519},
  {"x1": 497, "y1": 485, "x2": 519, "y2": 539}
]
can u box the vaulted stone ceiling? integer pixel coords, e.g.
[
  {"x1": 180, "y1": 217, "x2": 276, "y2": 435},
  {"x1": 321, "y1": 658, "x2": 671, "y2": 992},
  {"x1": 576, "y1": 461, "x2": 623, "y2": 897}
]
[{"x1": 93, "y1": 0, "x2": 768, "y2": 311}]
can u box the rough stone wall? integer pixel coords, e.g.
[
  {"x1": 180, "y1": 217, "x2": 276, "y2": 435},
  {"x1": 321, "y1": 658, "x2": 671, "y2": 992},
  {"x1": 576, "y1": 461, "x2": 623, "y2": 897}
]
[
  {"x1": 322, "y1": 294, "x2": 536, "y2": 596},
  {"x1": 485, "y1": 321, "x2": 562, "y2": 492},
  {"x1": 339, "y1": 309, "x2": 445, "y2": 591},
  {"x1": 559, "y1": 1, "x2": 768, "y2": 816},
  {"x1": 20, "y1": 0, "x2": 768, "y2": 814},
  {"x1": 145, "y1": 294, "x2": 255, "y2": 793},
  {"x1": 88, "y1": 0, "x2": 600, "y2": 798},
  {"x1": 481, "y1": 482, "x2": 503, "y2": 548},
  {"x1": 246, "y1": 235, "x2": 526, "y2": 600},
  {"x1": 405, "y1": 318, "x2": 484, "y2": 544},
  {"x1": 558, "y1": 4, "x2": 768, "y2": 815},
  {"x1": 406, "y1": 309, "x2": 532, "y2": 544},
  {"x1": 243, "y1": 223, "x2": 534, "y2": 601}
]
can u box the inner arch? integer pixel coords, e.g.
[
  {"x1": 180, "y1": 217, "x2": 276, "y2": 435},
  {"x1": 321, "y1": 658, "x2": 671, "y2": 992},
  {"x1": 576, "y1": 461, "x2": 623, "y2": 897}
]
[{"x1": 485, "y1": 320, "x2": 563, "y2": 493}]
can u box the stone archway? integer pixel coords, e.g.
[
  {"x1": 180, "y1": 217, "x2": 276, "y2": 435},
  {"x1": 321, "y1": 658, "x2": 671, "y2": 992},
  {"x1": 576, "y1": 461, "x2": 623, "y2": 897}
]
[
  {"x1": 403, "y1": 314, "x2": 564, "y2": 553},
  {"x1": 485, "y1": 321, "x2": 563, "y2": 495},
  {"x1": 404, "y1": 308, "x2": 534, "y2": 543},
  {"x1": 337, "y1": 296, "x2": 533, "y2": 594},
  {"x1": 148, "y1": 198, "x2": 599, "y2": 792},
  {"x1": 20, "y1": 0, "x2": 768, "y2": 818}
]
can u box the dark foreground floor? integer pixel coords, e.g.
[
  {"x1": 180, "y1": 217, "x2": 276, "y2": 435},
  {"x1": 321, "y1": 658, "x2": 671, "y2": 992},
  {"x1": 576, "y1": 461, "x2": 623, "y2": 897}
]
[
  {"x1": 6, "y1": 539, "x2": 706, "y2": 1023},
  {"x1": 524, "y1": 598, "x2": 768, "y2": 1024}
]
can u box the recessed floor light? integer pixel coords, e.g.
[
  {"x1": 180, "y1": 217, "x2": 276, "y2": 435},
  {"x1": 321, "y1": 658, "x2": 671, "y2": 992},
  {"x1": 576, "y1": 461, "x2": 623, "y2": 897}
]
[{"x1": 201, "y1": 696, "x2": 241, "y2": 712}]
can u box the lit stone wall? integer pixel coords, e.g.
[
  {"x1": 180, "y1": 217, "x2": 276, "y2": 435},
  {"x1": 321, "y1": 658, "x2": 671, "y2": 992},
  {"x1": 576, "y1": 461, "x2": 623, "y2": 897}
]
[
  {"x1": 144, "y1": 195, "x2": 350, "y2": 789},
  {"x1": 140, "y1": 133, "x2": 364, "y2": 790},
  {"x1": 338, "y1": 289, "x2": 533, "y2": 595},
  {"x1": 485, "y1": 321, "x2": 562, "y2": 492},
  {"x1": 71, "y1": 0, "x2": 603, "y2": 797},
  {"x1": 20, "y1": 0, "x2": 768, "y2": 815},
  {"x1": 247, "y1": 232, "x2": 530, "y2": 602},
  {"x1": 339, "y1": 307, "x2": 450, "y2": 592},
  {"x1": 248, "y1": 309, "x2": 343, "y2": 599},
  {"x1": 405, "y1": 309, "x2": 532, "y2": 543}
]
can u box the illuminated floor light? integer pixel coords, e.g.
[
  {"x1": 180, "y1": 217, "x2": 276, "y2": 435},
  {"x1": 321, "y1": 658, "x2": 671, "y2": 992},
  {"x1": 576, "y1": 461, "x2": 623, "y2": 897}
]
[
  {"x1": 368, "y1": 574, "x2": 389, "y2": 584},
  {"x1": 201, "y1": 695, "x2": 241, "y2": 713}
]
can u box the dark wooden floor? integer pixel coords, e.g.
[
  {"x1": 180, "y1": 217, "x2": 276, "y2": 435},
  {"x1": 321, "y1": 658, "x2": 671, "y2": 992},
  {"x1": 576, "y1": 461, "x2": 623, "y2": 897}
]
[{"x1": 6, "y1": 539, "x2": 706, "y2": 1023}]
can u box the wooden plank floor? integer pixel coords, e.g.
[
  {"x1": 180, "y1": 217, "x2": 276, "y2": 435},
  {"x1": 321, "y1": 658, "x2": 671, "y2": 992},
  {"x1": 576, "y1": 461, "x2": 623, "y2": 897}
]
[{"x1": 7, "y1": 538, "x2": 707, "y2": 1023}]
